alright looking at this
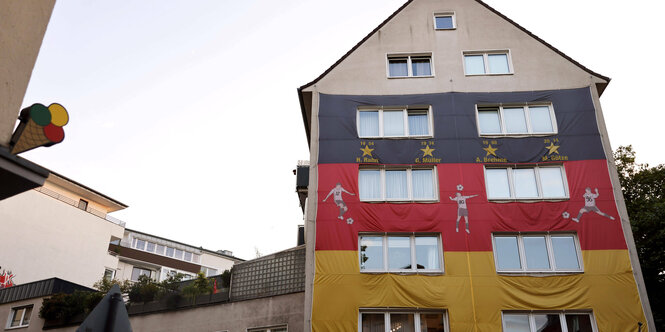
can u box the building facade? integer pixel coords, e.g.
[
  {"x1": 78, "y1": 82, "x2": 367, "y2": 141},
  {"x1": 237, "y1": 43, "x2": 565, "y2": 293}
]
[
  {"x1": 298, "y1": 0, "x2": 655, "y2": 331},
  {"x1": 111, "y1": 228, "x2": 242, "y2": 283}
]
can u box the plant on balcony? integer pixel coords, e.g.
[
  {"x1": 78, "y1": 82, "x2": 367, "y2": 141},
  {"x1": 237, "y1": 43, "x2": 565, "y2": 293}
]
[{"x1": 182, "y1": 272, "x2": 213, "y2": 303}]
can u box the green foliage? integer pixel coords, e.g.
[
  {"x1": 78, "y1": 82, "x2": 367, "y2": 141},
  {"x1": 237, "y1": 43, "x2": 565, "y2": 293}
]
[
  {"x1": 38, "y1": 290, "x2": 101, "y2": 321},
  {"x1": 128, "y1": 274, "x2": 160, "y2": 303},
  {"x1": 93, "y1": 277, "x2": 132, "y2": 294},
  {"x1": 219, "y1": 269, "x2": 231, "y2": 288},
  {"x1": 614, "y1": 146, "x2": 665, "y2": 330},
  {"x1": 182, "y1": 272, "x2": 213, "y2": 302}
]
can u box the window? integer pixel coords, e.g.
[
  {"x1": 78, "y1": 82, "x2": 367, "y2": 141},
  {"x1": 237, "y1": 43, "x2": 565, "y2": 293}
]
[
  {"x1": 359, "y1": 167, "x2": 437, "y2": 202},
  {"x1": 165, "y1": 247, "x2": 175, "y2": 257},
  {"x1": 174, "y1": 249, "x2": 184, "y2": 260},
  {"x1": 502, "y1": 312, "x2": 596, "y2": 332},
  {"x1": 131, "y1": 267, "x2": 153, "y2": 281},
  {"x1": 360, "y1": 234, "x2": 442, "y2": 273},
  {"x1": 103, "y1": 268, "x2": 115, "y2": 281},
  {"x1": 134, "y1": 239, "x2": 146, "y2": 250},
  {"x1": 360, "y1": 310, "x2": 448, "y2": 332},
  {"x1": 155, "y1": 244, "x2": 165, "y2": 255},
  {"x1": 387, "y1": 54, "x2": 433, "y2": 77},
  {"x1": 247, "y1": 326, "x2": 287, "y2": 332},
  {"x1": 464, "y1": 51, "x2": 511, "y2": 75},
  {"x1": 78, "y1": 199, "x2": 88, "y2": 211},
  {"x1": 493, "y1": 233, "x2": 582, "y2": 273},
  {"x1": 477, "y1": 104, "x2": 556, "y2": 136},
  {"x1": 7, "y1": 306, "x2": 33, "y2": 328},
  {"x1": 434, "y1": 13, "x2": 455, "y2": 30},
  {"x1": 146, "y1": 242, "x2": 155, "y2": 253},
  {"x1": 184, "y1": 251, "x2": 192, "y2": 262},
  {"x1": 357, "y1": 107, "x2": 432, "y2": 138},
  {"x1": 201, "y1": 267, "x2": 218, "y2": 277},
  {"x1": 484, "y1": 166, "x2": 567, "y2": 200}
]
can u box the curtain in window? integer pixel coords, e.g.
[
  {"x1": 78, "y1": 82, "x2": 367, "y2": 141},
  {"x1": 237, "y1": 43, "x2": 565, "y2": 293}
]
[
  {"x1": 359, "y1": 170, "x2": 382, "y2": 200},
  {"x1": 390, "y1": 314, "x2": 415, "y2": 332},
  {"x1": 486, "y1": 169, "x2": 510, "y2": 198},
  {"x1": 539, "y1": 167, "x2": 566, "y2": 198},
  {"x1": 358, "y1": 111, "x2": 379, "y2": 137},
  {"x1": 503, "y1": 314, "x2": 530, "y2": 332},
  {"x1": 415, "y1": 237, "x2": 439, "y2": 269},
  {"x1": 529, "y1": 106, "x2": 553, "y2": 133},
  {"x1": 383, "y1": 111, "x2": 404, "y2": 136},
  {"x1": 488, "y1": 53, "x2": 509, "y2": 73},
  {"x1": 362, "y1": 314, "x2": 385, "y2": 332},
  {"x1": 411, "y1": 169, "x2": 434, "y2": 199},
  {"x1": 385, "y1": 170, "x2": 408, "y2": 199},
  {"x1": 551, "y1": 236, "x2": 580, "y2": 269},
  {"x1": 513, "y1": 168, "x2": 538, "y2": 198},
  {"x1": 464, "y1": 55, "x2": 485, "y2": 74},
  {"x1": 503, "y1": 107, "x2": 528, "y2": 134},
  {"x1": 408, "y1": 113, "x2": 429, "y2": 136},
  {"x1": 523, "y1": 236, "x2": 550, "y2": 270},
  {"x1": 411, "y1": 58, "x2": 431, "y2": 76},
  {"x1": 389, "y1": 59, "x2": 408, "y2": 77},
  {"x1": 478, "y1": 110, "x2": 501, "y2": 134},
  {"x1": 388, "y1": 237, "x2": 411, "y2": 270}
]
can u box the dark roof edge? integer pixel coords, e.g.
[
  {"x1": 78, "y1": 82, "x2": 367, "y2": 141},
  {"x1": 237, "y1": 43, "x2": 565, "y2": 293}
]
[
  {"x1": 474, "y1": 0, "x2": 610, "y2": 84},
  {"x1": 0, "y1": 146, "x2": 50, "y2": 178},
  {"x1": 125, "y1": 228, "x2": 246, "y2": 262},
  {"x1": 48, "y1": 170, "x2": 128, "y2": 208},
  {"x1": 298, "y1": 0, "x2": 415, "y2": 91},
  {"x1": 298, "y1": 0, "x2": 610, "y2": 92}
]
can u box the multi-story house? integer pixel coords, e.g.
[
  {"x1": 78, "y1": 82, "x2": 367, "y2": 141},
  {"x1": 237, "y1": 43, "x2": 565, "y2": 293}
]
[
  {"x1": 111, "y1": 228, "x2": 242, "y2": 282},
  {"x1": 297, "y1": 0, "x2": 655, "y2": 330}
]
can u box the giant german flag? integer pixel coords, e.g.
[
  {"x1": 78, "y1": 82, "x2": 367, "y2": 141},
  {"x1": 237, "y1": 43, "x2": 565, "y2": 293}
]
[{"x1": 312, "y1": 88, "x2": 648, "y2": 331}]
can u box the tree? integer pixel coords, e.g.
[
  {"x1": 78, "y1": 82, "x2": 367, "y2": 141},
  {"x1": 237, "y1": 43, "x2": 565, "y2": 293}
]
[{"x1": 614, "y1": 146, "x2": 665, "y2": 330}]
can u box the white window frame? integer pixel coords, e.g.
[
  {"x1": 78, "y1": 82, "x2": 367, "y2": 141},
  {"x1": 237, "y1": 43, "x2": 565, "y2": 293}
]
[
  {"x1": 247, "y1": 325, "x2": 287, "y2": 332},
  {"x1": 492, "y1": 233, "x2": 583, "y2": 273},
  {"x1": 463, "y1": 50, "x2": 513, "y2": 75},
  {"x1": 501, "y1": 311, "x2": 598, "y2": 332},
  {"x1": 357, "y1": 106, "x2": 433, "y2": 138},
  {"x1": 131, "y1": 266, "x2": 154, "y2": 281},
  {"x1": 359, "y1": 309, "x2": 450, "y2": 332},
  {"x1": 359, "y1": 234, "x2": 444, "y2": 273},
  {"x1": 386, "y1": 53, "x2": 434, "y2": 78},
  {"x1": 6, "y1": 305, "x2": 33, "y2": 329},
  {"x1": 433, "y1": 12, "x2": 456, "y2": 30},
  {"x1": 483, "y1": 165, "x2": 569, "y2": 201},
  {"x1": 103, "y1": 268, "x2": 116, "y2": 281},
  {"x1": 359, "y1": 166, "x2": 439, "y2": 202},
  {"x1": 475, "y1": 104, "x2": 558, "y2": 137}
]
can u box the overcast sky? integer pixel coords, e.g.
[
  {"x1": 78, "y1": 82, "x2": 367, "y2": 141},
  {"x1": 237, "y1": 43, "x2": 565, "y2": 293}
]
[{"x1": 20, "y1": 0, "x2": 665, "y2": 260}]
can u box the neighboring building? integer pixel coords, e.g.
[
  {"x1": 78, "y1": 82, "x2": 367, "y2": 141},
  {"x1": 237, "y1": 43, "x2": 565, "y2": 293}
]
[
  {"x1": 0, "y1": 172, "x2": 127, "y2": 288},
  {"x1": 0, "y1": 246, "x2": 305, "y2": 332},
  {"x1": 297, "y1": 0, "x2": 655, "y2": 331},
  {"x1": 111, "y1": 228, "x2": 243, "y2": 282}
]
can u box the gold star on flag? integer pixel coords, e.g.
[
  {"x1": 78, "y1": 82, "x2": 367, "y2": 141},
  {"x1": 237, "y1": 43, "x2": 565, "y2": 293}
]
[
  {"x1": 420, "y1": 145, "x2": 435, "y2": 157},
  {"x1": 484, "y1": 144, "x2": 498, "y2": 157},
  {"x1": 360, "y1": 146, "x2": 374, "y2": 157},
  {"x1": 545, "y1": 142, "x2": 560, "y2": 155}
]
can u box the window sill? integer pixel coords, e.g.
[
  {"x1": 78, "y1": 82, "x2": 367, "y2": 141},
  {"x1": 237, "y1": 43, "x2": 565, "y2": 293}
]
[
  {"x1": 360, "y1": 199, "x2": 439, "y2": 203},
  {"x1": 488, "y1": 197, "x2": 569, "y2": 203},
  {"x1": 387, "y1": 75, "x2": 435, "y2": 79},
  {"x1": 479, "y1": 132, "x2": 557, "y2": 138},
  {"x1": 361, "y1": 271, "x2": 444, "y2": 275},
  {"x1": 496, "y1": 271, "x2": 583, "y2": 276},
  {"x1": 465, "y1": 72, "x2": 513, "y2": 77},
  {"x1": 5, "y1": 325, "x2": 29, "y2": 330},
  {"x1": 358, "y1": 136, "x2": 434, "y2": 139},
  {"x1": 435, "y1": 28, "x2": 456, "y2": 31}
]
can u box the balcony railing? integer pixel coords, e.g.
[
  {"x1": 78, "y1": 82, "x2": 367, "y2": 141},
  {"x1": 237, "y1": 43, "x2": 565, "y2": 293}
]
[{"x1": 34, "y1": 187, "x2": 126, "y2": 227}]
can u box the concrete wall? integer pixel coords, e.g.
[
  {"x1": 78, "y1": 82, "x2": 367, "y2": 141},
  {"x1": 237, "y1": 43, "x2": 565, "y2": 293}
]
[
  {"x1": 0, "y1": 190, "x2": 123, "y2": 287},
  {"x1": 129, "y1": 292, "x2": 304, "y2": 332},
  {"x1": 303, "y1": 0, "x2": 604, "y2": 96},
  {"x1": 0, "y1": 0, "x2": 56, "y2": 147}
]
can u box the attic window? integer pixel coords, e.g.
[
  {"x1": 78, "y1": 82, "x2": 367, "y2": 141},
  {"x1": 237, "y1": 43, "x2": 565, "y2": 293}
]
[
  {"x1": 387, "y1": 54, "x2": 433, "y2": 78},
  {"x1": 78, "y1": 199, "x2": 88, "y2": 211},
  {"x1": 434, "y1": 13, "x2": 455, "y2": 30}
]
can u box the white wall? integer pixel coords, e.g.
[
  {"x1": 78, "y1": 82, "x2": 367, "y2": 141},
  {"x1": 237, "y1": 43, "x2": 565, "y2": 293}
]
[{"x1": 0, "y1": 190, "x2": 123, "y2": 287}]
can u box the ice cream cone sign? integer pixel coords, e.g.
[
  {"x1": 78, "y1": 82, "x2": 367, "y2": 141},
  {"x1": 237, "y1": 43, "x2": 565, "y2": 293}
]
[{"x1": 9, "y1": 103, "x2": 69, "y2": 154}]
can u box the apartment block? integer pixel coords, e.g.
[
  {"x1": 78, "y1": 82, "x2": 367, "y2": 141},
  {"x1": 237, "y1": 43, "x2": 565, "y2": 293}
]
[{"x1": 297, "y1": 0, "x2": 655, "y2": 330}]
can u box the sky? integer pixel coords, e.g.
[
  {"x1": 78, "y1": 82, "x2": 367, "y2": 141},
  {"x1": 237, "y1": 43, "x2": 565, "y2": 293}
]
[{"x1": 20, "y1": 0, "x2": 665, "y2": 260}]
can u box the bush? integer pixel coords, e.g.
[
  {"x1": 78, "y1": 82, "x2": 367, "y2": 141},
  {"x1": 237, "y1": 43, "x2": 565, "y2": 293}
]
[
  {"x1": 39, "y1": 290, "x2": 102, "y2": 322},
  {"x1": 93, "y1": 277, "x2": 132, "y2": 294},
  {"x1": 127, "y1": 275, "x2": 160, "y2": 303},
  {"x1": 182, "y1": 272, "x2": 213, "y2": 302}
]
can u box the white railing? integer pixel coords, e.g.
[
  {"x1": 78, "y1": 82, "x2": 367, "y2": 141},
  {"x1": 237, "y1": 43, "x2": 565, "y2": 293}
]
[{"x1": 34, "y1": 187, "x2": 126, "y2": 227}]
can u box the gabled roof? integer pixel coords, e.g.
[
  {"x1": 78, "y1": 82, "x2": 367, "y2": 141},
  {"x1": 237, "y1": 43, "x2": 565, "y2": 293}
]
[{"x1": 297, "y1": 0, "x2": 611, "y2": 144}]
